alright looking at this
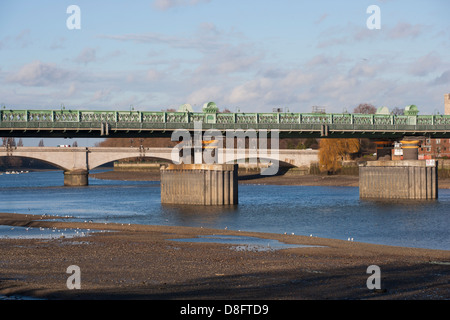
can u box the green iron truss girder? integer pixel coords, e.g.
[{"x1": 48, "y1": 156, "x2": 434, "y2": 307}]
[{"x1": 1, "y1": 109, "x2": 450, "y2": 138}]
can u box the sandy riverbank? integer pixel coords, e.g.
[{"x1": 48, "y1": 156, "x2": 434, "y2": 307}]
[
  {"x1": 90, "y1": 170, "x2": 450, "y2": 188},
  {"x1": 0, "y1": 212, "x2": 448, "y2": 300}
]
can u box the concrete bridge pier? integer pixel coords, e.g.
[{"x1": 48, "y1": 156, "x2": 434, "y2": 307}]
[
  {"x1": 160, "y1": 163, "x2": 238, "y2": 206},
  {"x1": 360, "y1": 137, "x2": 437, "y2": 200},
  {"x1": 359, "y1": 160, "x2": 438, "y2": 200},
  {"x1": 64, "y1": 169, "x2": 89, "y2": 186}
]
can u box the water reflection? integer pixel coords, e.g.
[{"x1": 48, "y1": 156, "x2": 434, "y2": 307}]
[
  {"x1": 0, "y1": 171, "x2": 449, "y2": 250},
  {"x1": 161, "y1": 204, "x2": 239, "y2": 228},
  {"x1": 0, "y1": 225, "x2": 103, "y2": 240},
  {"x1": 170, "y1": 234, "x2": 324, "y2": 252}
]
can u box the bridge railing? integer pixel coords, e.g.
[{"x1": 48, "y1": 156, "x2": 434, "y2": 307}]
[{"x1": 2, "y1": 109, "x2": 450, "y2": 129}]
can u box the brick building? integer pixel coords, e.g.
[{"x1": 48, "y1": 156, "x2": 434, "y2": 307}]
[
  {"x1": 418, "y1": 94, "x2": 450, "y2": 159},
  {"x1": 419, "y1": 137, "x2": 450, "y2": 159}
]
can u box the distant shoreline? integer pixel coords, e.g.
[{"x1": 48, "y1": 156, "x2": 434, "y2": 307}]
[{"x1": 90, "y1": 169, "x2": 450, "y2": 189}]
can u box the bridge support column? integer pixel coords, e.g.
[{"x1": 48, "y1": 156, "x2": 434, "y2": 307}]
[
  {"x1": 160, "y1": 164, "x2": 238, "y2": 205},
  {"x1": 359, "y1": 160, "x2": 437, "y2": 200},
  {"x1": 64, "y1": 169, "x2": 89, "y2": 186}
]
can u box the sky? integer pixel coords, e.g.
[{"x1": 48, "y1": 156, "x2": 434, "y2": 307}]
[{"x1": 0, "y1": 0, "x2": 449, "y2": 146}]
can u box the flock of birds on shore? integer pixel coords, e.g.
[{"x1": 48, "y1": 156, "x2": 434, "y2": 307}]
[
  {"x1": 0, "y1": 170, "x2": 29, "y2": 175},
  {"x1": 2, "y1": 212, "x2": 356, "y2": 242}
]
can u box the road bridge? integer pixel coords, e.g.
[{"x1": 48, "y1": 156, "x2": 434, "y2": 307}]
[
  {"x1": 0, "y1": 105, "x2": 443, "y2": 201},
  {"x1": 0, "y1": 146, "x2": 317, "y2": 185}
]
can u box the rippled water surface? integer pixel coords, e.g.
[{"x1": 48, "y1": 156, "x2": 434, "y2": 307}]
[{"x1": 0, "y1": 170, "x2": 448, "y2": 250}]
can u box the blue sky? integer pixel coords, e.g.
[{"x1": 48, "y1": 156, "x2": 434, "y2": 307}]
[{"x1": 0, "y1": 0, "x2": 449, "y2": 145}]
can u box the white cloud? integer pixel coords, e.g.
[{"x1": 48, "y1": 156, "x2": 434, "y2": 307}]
[
  {"x1": 387, "y1": 22, "x2": 426, "y2": 40},
  {"x1": 50, "y1": 37, "x2": 66, "y2": 50},
  {"x1": 67, "y1": 83, "x2": 77, "y2": 97},
  {"x1": 15, "y1": 29, "x2": 32, "y2": 48},
  {"x1": 348, "y1": 62, "x2": 376, "y2": 78},
  {"x1": 431, "y1": 70, "x2": 450, "y2": 86},
  {"x1": 409, "y1": 52, "x2": 442, "y2": 77},
  {"x1": 229, "y1": 78, "x2": 271, "y2": 105},
  {"x1": 74, "y1": 48, "x2": 97, "y2": 64},
  {"x1": 91, "y1": 88, "x2": 113, "y2": 102},
  {"x1": 186, "y1": 86, "x2": 223, "y2": 106},
  {"x1": 316, "y1": 22, "x2": 428, "y2": 49},
  {"x1": 7, "y1": 60, "x2": 71, "y2": 87},
  {"x1": 153, "y1": 0, "x2": 211, "y2": 11},
  {"x1": 315, "y1": 13, "x2": 328, "y2": 25},
  {"x1": 193, "y1": 43, "x2": 263, "y2": 77},
  {"x1": 146, "y1": 69, "x2": 164, "y2": 82}
]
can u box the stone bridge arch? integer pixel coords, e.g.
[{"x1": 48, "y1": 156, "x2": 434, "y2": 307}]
[
  {"x1": 0, "y1": 147, "x2": 318, "y2": 185},
  {"x1": 87, "y1": 147, "x2": 174, "y2": 170},
  {"x1": 0, "y1": 147, "x2": 86, "y2": 171},
  {"x1": 0, "y1": 154, "x2": 66, "y2": 171}
]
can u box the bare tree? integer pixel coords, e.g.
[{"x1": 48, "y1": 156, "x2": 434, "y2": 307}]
[
  {"x1": 6, "y1": 138, "x2": 16, "y2": 147},
  {"x1": 17, "y1": 138, "x2": 23, "y2": 147},
  {"x1": 72, "y1": 141, "x2": 78, "y2": 147},
  {"x1": 391, "y1": 107, "x2": 404, "y2": 115},
  {"x1": 353, "y1": 103, "x2": 377, "y2": 114},
  {"x1": 38, "y1": 139, "x2": 44, "y2": 147}
]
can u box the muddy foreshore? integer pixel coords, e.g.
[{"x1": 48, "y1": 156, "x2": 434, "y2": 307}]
[{"x1": 0, "y1": 212, "x2": 449, "y2": 301}]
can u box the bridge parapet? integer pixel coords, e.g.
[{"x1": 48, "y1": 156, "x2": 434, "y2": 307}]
[{"x1": 1, "y1": 109, "x2": 450, "y2": 138}]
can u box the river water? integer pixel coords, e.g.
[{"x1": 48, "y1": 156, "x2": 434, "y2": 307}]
[{"x1": 0, "y1": 170, "x2": 448, "y2": 250}]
